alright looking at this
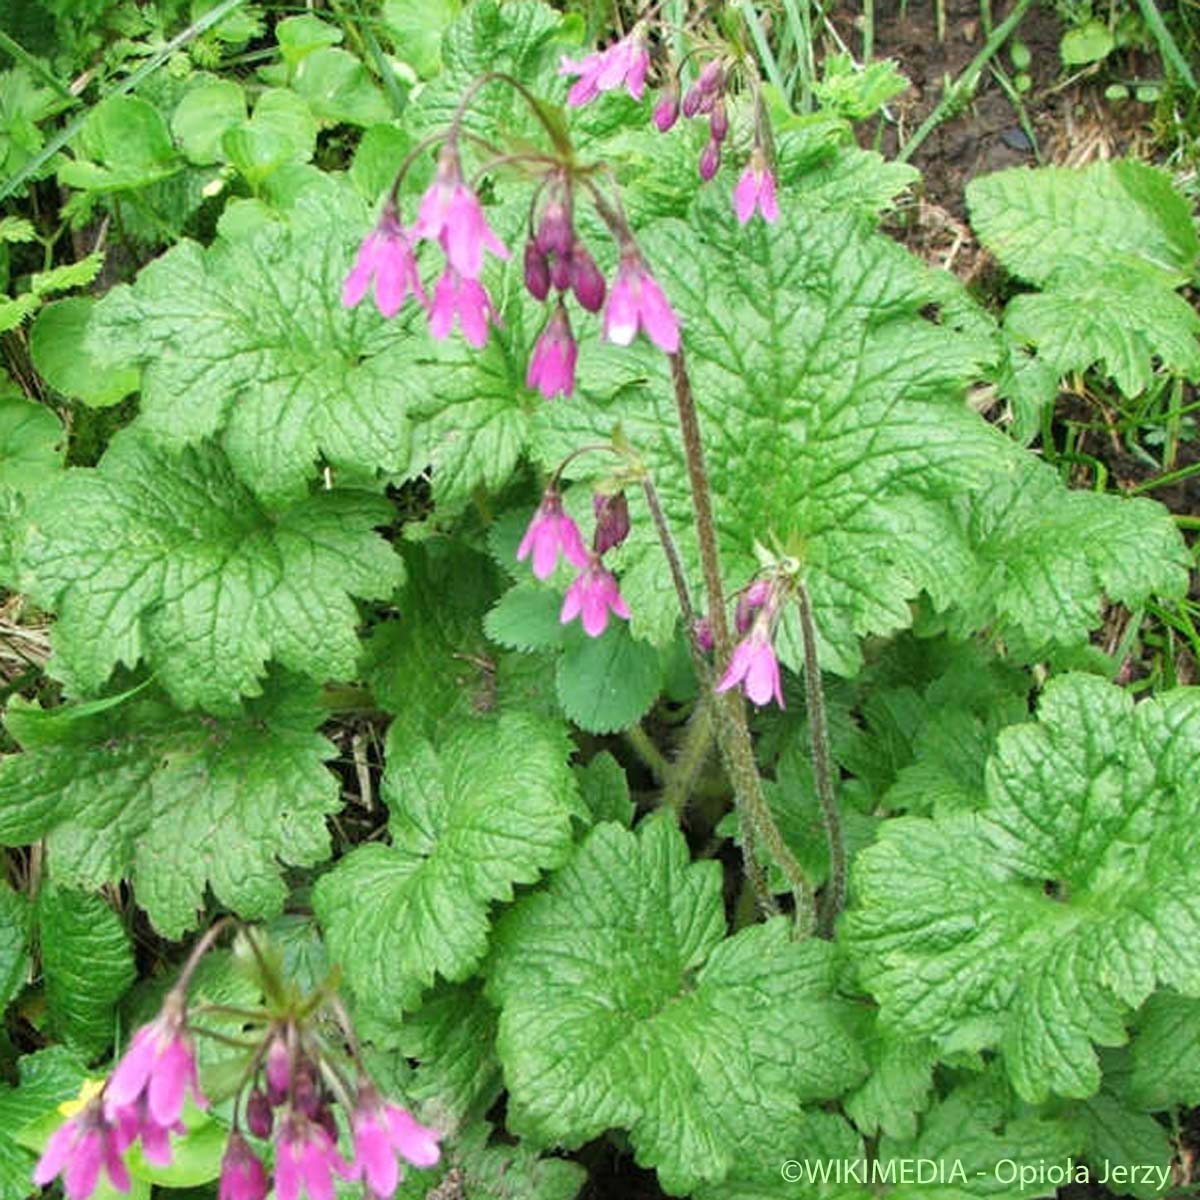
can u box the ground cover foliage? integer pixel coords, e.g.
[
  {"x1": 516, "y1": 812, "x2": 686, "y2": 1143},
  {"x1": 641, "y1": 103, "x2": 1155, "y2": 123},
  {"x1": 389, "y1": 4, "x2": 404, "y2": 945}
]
[{"x1": 0, "y1": 2, "x2": 1198, "y2": 1199}]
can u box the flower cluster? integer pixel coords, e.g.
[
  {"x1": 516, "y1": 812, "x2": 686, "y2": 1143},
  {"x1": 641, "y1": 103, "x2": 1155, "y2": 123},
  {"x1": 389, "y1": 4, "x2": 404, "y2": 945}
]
[
  {"x1": 517, "y1": 485, "x2": 632, "y2": 638},
  {"x1": 33, "y1": 939, "x2": 441, "y2": 1200},
  {"x1": 714, "y1": 579, "x2": 787, "y2": 708}
]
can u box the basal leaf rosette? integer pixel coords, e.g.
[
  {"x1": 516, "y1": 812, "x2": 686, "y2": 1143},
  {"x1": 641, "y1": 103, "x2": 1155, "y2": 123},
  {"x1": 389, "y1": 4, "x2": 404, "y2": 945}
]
[
  {"x1": 845, "y1": 673, "x2": 1200, "y2": 1102},
  {"x1": 17, "y1": 431, "x2": 402, "y2": 711},
  {"x1": 314, "y1": 712, "x2": 584, "y2": 1033},
  {"x1": 487, "y1": 813, "x2": 867, "y2": 1195},
  {"x1": 85, "y1": 181, "x2": 423, "y2": 506},
  {"x1": 0, "y1": 674, "x2": 341, "y2": 938}
]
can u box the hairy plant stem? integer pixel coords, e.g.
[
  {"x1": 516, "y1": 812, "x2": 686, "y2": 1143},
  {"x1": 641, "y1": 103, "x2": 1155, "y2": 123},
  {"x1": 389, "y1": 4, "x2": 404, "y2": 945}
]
[
  {"x1": 795, "y1": 580, "x2": 845, "y2": 937},
  {"x1": 668, "y1": 351, "x2": 816, "y2": 934},
  {"x1": 663, "y1": 700, "x2": 715, "y2": 815}
]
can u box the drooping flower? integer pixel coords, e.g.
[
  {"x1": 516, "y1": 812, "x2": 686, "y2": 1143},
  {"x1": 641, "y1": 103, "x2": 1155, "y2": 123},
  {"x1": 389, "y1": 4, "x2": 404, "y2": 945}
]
[
  {"x1": 592, "y1": 491, "x2": 630, "y2": 555},
  {"x1": 526, "y1": 304, "x2": 577, "y2": 400},
  {"x1": 603, "y1": 252, "x2": 680, "y2": 353},
  {"x1": 561, "y1": 556, "x2": 631, "y2": 638},
  {"x1": 716, "y1": 623, "x2": 785, "y2": 708},
  {"x1": 33, "y1": 1101, "x2": 133, "y2": 1200},
  {"x1": 568, "y1": 243, "x2": 606, "y2": 312},
  {"x1": 534, "y1": 196, "x2": 574, "y2": 259},
  {"x1": 341, "y1": 208, "x2": 427, "y2": 318},
  {"x1": 517, "y1": 489, "x2": 588, "y2": 580},
  {"x1": 413, "y1": 148, "x2": 509, "y2": 280},
  {"x1": 524, "y1": 239, "x2": 551, "y2": 301},
  {"x1": 698, "y1": 139, "x2": 720, "y2": 181},
  {"x1": 245, "y1": 1088, "x2": 273, "y2": 1140},
  {"x1": 709, "y1": 98, "x2": 729, "y2": 143},
  {"x1": 734, "y1": 150, "x2": 779, "y2": 225},
  {"x1": 218, "y1": 1134, "x2": 269, "y2": 1200},
  {"x1": 559, "y1": 29, "x2": 649, "y2": 107},
  {"x1": 350, "y1": 1088, "x2": 441, "y2": 1199},
  {"x1": 105, "y1": 1005, "x2": 206, "y2": 1130},
  {"x1": 274, "y1": 1117, "x2": 355, "y2": 1200},
  {"x1": 428, "y1": 268, "x2": 497, "y2": 348},
  {"x1": 735, "y1": 580, "x2": 773, "y2": 634},
  {"x1": 653, "y1": 87, "x2": 680, "y2": 132},
  {"x1": 264, "y1": 1035, "x2": 290, "y2": 1105}
]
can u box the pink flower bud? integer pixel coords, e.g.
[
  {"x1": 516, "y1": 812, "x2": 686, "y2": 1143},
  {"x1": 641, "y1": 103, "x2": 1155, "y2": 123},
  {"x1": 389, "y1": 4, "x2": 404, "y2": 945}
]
[
  {"x1": 709, "y1": 98, "x2": 728, "y2": 143},
  {"x1": 569, "y1": 243, "x2": 606, "y2": 312},
  {"x1": 697, "y1": 58, "x2": 725, "y2": 94},
  {"x1": 265, "y1": 1036, "x2": 290, "y2": 1106},
  {"x1": 735, "y1": 580, "x2": 773, "y2": 634},
  {"x1": 524, "y1": 240, "x2": 550, "y2": 301},
  {"x1": 653, "y1": 87, "x2": 680, "y2": 132},
  {"x1": 245, "y1": 1088, "x2": 273, "y2": 1139},
  {"x1": 592, "y1": 492, "x2": 630, "y2": 555},
  {"x1": 682, "y1": 84, "x2": 703, "y2": 118},
  {"x1": 219, "y1": 1134, "x2": 268, "y2": 1200},
  {"x1": 535, "y1": 198, "x2": 574, "y2": 259},
  {"x1": 693, "y1": 616, "x2": 714, "y2": 653},
  {"x1": 699, "y1": 140, "x2": 721, "y2": 181},
  {"x1": 549, "y1": 252, "x2": 572, "y2": 292}
]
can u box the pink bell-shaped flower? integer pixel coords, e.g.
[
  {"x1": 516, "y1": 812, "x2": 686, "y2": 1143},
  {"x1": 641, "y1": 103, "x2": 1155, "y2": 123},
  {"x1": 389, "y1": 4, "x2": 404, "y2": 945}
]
[
  {"x1": 517, "y1": 488, "x2": 589, "y2": 581},
  {"x1": 33, "y1": 1101, "x2": 133, "y2": 1200},
  {"x1": 603, "y1": 252, "x2": 679, "y2": 353},
  {"x1": 412, "y1": 147, "x2": 509, "y2": 280},
  {"x1": 341, "y1": 207, "x2": 427, "y2": 318},
  {"x1": 350, "y1": 1087, "x2": 441, "y2": 1199},
  {"x1": 526, "y1": 304, "x2": 578, "y2": 400},
  {"x1": 561, "y1": 555, "x2": 632, "y2": 638},
  {"x1": 734, "y1": 149, "x2": 780, "y2": 225},
  {"x1": 105, "y1": 1005, "x2": 206, "y2": 1130}
]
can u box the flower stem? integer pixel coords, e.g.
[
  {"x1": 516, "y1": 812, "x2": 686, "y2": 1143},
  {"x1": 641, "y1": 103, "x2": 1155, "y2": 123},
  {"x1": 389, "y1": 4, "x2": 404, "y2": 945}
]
[
  {"x1": 668, "y1": 350, "x2": 815, "y2": 934},
  {"x1": 662, "y1": 699, "x2": 714, "y2": 815},
  {"x1": 794, "y1": 579, "x2": 845, "y2": 937}
]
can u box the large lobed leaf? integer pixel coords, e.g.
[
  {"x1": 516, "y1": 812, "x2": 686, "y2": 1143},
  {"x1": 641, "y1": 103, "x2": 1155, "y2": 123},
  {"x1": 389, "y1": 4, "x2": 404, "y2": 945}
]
[
  {"x1": 0, "y1": 675, "x2": 342, "y2": 938},
  {"x1": 18, "y1": 432, "x2": 402, "y2": 711},
  {"x1": 488, "y1": 813, "x2": 867, "y2": 1195},
  {"x1": 845, "y1": 673, "x2": 1200, "y2": 1102}
]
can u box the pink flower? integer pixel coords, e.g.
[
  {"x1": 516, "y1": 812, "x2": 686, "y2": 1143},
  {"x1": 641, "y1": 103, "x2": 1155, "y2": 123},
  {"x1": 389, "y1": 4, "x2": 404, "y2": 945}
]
[
  {"x1": 560, "y1": 30, "x2": 649, "y2": 106},
  {"x1": 699, "y1": 140, "x2": 720, "y2": 181},
  {"x1": 218, "y1": 1134, "x2": 268, "y2": 1200},
  {"x1": 341, "y1": 209, "x2": 426, "y2": 318},
  {"x1": 413, "y1": 148, "x2": 509, "y2": 280},
  {"x1": 264, "y1": 1035, "x2": 290, "y2": 1105},
  {"x1": 735, "y1": 580, "x2": 773, "y2": 634},
  {"x1": 561, "y1": 557, "x2": 631, "y2": 638},
  {"x1": 105, "y1": 1009, "x2": 206, "y2": 1130},
  {"x1": 734, "y1": 153, "x2": 779, "y2": 225},
  {"x1": 274, "y1": 1117, "x2": 354, "y2": 1200},
  {"x1": 429, "y1": 268, "x2": 497, "y2": 348},
  {"x1": 33, "y1": 1102, "x2": 133, "y2": 1200},
  {"x1": 350, "y1": 1089, "x2": 440, "y2": 1199},
  {"x1": 653, "y1": 88, "x2": 679, "y2": 132},
  {"x1": 693, "y1": 616, "x2": 714, "y2": 653},
  {"x1": 568, "y1": 243, "x2": 606, "y2": 312},
  {"x1": 715, "y1": 626, "x2": 785, "y2": 708},
  {"x1": 604, "y1": 253, "x2": 680, "y2": 353},
  {"x1": 517, "y1": 489, "x2": 588, "y2": 581},
  {"x1": 526, "y1": 305, "x2": 577, "y2": 400}
]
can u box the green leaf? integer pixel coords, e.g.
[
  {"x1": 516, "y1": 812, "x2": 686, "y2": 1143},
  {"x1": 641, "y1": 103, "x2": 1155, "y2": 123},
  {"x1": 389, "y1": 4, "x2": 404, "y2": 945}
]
[
  {"x1": 382, "y1": 0, "x2": 461, "y2": 77},
  {"x1": 1066, "y1": 1092, "x2": 1172, "y2": 1199},
  {"x1": 0, "y1": 883, "x2": 29, "y2": 1015},
  {"x1": 289, "y1": 48, "x2": 391, "y2": 127},
  {"x1": 171, "y1": 76, "x2": 246, "y2": 165},
  {"x1": 845, "y1": 673, "x2": 1200, "y2": 1102},
  {"x1": 946, "y1": 454, "x2": 1189, "y2": 659},
  {"x1": 0, "y1": 674, "x2": 342, "y2": 938},
  {"x1": 38, "y1": 882, "x2": 134, "y2": 1056},
  {"x1": 554, "y1": 621, "x2": 662, "y2": 734},
  {"x1": 842, "y1": 1027, "x2": 937, "y2": 1142},
  {"x1": 349, "y1": 124, "x2": 410, "y2": 201},
  {"x1": 0, "y1": 389, "x2": 63, "y2": 493},
  {"x1": 1128, "y1": 992, "x2": 1200, "y2": 1109},
  {"x1": 221, "y1": 89, "x2": 317, "y2": 185},
  {"x1": 1004, "y1": 262, "x2": 1200, "y2": 396},
  {"x1": 314, "y1": 711, "x2": 582, "y2": 1025},
  {"x1": 29, "y1": 252, "x2": 102, "y2": 297},
  {"x1": 813, "y1": 54, "x2": 910, "y2": 120},
  {"x1": 484, "y1": 583, "x2": 567, "y2": 653},
  {"x1": 0, "y1": 217, "x2": 36, "y2": 244},
  {"x1": 0, "y1": 292, "x2": 40, "y2": 333},
  {"x1": 86, "y1": 182, "x2": 416, "y2": 505},
  {"x1": 30, "y1": 298, "x2": 140, "y2": 407},
  {"x1": 275, "y1": 15, "x2": 343, "y2": 68},
  {"x1": 488, "y1": 813, "x2": 867, "y2": 1194},
  {"x1": 18, "y1": 432, "x2": 401, "y2": 710},
  {"x1": 1060, "y1": 20, "x2": 1115, "y2": 65},
  {"x1": 966, "y1": 160, "x2": 1200, "y2": 288},
  {"x1": 59, "y1": 95, "x2": 180, "y2": 192},
  {"x1": 127, "y1": 1116, "x2": 226, "y2": 1186},
  {"x1": 574, "y1": 751, "x2": 633, "y2": 827}
]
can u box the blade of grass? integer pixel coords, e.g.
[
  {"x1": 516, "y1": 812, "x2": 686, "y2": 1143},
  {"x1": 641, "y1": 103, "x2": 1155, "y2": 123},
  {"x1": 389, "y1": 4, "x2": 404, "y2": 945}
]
[
  {"x1": 0, "y1": 29, "x2": 76, "y2": 104},
  {"x1": 898, "y1": 0, "x2": 1035, "y2": 161},
  {"x1": 0, "y1": 0, "x2": 248, "y2": 203},
  {"x1": 1131, "y1": 0, "x2": 1197, "y2": 89},
  {"x1": 780, "y1": 0, "x2": 815, "y2": 112},
  {"x1": 737, "y1": 0, "x2": 790, "y2": 105}
]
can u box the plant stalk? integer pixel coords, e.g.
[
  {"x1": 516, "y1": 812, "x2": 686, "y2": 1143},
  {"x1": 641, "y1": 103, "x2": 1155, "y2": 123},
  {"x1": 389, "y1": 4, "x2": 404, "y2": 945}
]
[{"x1": 795, "y1": 580, "x2": 845, "y2": 937}]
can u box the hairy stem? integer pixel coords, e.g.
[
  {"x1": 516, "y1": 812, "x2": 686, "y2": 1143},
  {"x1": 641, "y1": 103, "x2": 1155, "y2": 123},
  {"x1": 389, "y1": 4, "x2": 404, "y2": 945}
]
[
  {"x1": 663, "y1": 700, "x2": 715, "y2": 815},
  {"x1": 668, "y1": 350, "x2": 816, "y2": 933},
  {"x1": 795, "y1": 580, "x2": 845, "y2": 937}
]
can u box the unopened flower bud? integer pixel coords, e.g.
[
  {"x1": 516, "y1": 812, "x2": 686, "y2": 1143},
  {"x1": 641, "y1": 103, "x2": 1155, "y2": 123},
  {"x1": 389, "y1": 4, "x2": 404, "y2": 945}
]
[
  {"x1": 693, "y1": 617, "x2": 714, "y2": 654},
  {"x1": 246, "y1": 1088, "x2": 273, "y2": 1139},
  {"x1": 682, "y1": 84, "x2": 703, "y2": 118},
  {"x1": 265, "y1": 1036, "x2": 290, "y2": 1105},
  {"x1": 697, "y1": 58, "x2": 724, "y2": 94},
  {"x1": 524, "y1": 240, "x2": 550, "y2": 301},
  {"x1": 569, "y1": 243, "x2": 606, "y2": 312},
  {"x1": 592, "y1": 492, "x2": 630, "y2": 555},
  {"x1": 709, "y1": 98, "x2": 728, "y2": 143},
  {"x1": 535, "y1": 198, "x2": 574, "y2": 259},
  {"x1": 653, "y1": 87, "x2": 680, "y2": 132},
  {"x1": 549, "y1": 252, "x2": 572, "y2": 292},
  {"x1": 218, "y1": 1134, "x2": 269, "y2": 1200},
  {"x1": 699, "y1": 139, "x2": 721, "y2": 181}
]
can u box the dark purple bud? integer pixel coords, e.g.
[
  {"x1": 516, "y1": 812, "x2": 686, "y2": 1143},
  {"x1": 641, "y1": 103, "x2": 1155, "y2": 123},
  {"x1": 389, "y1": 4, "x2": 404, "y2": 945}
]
[
  {"x1": 535, "y1": 198, "x2": 574, "y2": 259},
  {"x1": 569, "y1": 243, "x2": 606, "y2": 312},
  {"x1": 549, "y1": 252, "x2": 572, "y2": 292},
  {"x1": 292, "y1": 1065, "x2": 321, "y2": 1119},
  {"x1": 697, "y1": 59, "x2": 724, "y2": 94},
  {"x1": 699, "y1": 139, "x2": 720, "y2": 181},
  {"x1": 314, "y1": 1105, "x2": 339, "y2": 1141},
  {"x1": 592, "y1": 492, "x2": 630, "y2": 556},
  {"x1": 524, "y1": 240, "x2": 550, "y2": 301},
  {"x1": 682, "y1": 84, "x2": 703, "y2": 118},
  {"x1": 736, "y1": 580, "x2": 773, "y2": 635},
  {"x1": 264, "y1": 1036, "x2": 289, "y2": 1106},
  {"x1": 709, "y1": 98, "x2": 728, "y2": 143},
  {"x1": 246, "y1": 1088, "x2": 273, "y2": 1139},
  {"x1": 693, "y1": 616, "x2": 714, "y2": 654},
  {"x1": 653, "y1": 87, "x2": 679, "y2": 132}
]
